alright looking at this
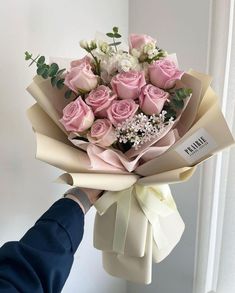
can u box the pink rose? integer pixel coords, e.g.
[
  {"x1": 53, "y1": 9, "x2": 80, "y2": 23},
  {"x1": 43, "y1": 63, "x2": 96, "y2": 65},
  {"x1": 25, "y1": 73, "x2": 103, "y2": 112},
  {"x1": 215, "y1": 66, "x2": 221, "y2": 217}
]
[
  {"x1": 139, "y1": 84, "x2": 169, "y2": 115},
  {"x1": 149, "y1": 59, "x2": 184, "y2": 89},
  {"x1": 107, "y1": 99, "x2": 139, "y2": 126},
  {"x1": 85, "y1": 85, "x2": 117, "y2": 118},
  {"x1": 87, "y1": 119, "x2": 116, "y2": 147},
  {"x1": 64, "y1": 62, "x2": 98, "y2": 94},
  {"x1": 59, "y1": 97, "x2": 94, "y2": 132},
  {"x1": 70, "y1": 56, "x2": 92, "y2": 68},
  {"x1": 129, "y1": 34, "x2": 156, "y2": 50},
  {"x1": 111, "y1": 71, "x2": 146, "y2": 100}
]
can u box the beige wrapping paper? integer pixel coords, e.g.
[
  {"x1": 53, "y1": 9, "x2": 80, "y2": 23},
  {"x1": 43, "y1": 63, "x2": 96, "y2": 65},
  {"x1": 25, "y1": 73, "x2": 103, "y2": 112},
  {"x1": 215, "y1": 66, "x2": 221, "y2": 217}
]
[
  {"x1": 36, "y1": 133, "x2": 91, "y2": 173},
  {"x1": 27, "y1": 103, "x2": 69, "y2": 145}
]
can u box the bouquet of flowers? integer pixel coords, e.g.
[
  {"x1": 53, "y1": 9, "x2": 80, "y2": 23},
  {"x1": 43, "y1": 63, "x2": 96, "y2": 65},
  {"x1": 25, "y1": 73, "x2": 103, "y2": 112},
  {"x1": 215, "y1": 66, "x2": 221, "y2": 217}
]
[{"x1": 25, "y1": 27, "x2": 234, "y2": 284}]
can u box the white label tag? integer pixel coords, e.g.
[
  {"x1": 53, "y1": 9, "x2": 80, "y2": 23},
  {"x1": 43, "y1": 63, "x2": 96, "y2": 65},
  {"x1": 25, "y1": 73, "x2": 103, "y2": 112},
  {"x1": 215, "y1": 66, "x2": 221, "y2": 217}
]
[{"x1": 175, "y1": 128, "x2": 217, "y2": 164}]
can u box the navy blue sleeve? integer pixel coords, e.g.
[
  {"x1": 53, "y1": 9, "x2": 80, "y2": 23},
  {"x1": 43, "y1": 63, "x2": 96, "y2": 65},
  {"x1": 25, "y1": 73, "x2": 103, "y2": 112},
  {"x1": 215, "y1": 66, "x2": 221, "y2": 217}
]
[{"x1": 0, "y1": 198, "x2": 84, "y2": 293}]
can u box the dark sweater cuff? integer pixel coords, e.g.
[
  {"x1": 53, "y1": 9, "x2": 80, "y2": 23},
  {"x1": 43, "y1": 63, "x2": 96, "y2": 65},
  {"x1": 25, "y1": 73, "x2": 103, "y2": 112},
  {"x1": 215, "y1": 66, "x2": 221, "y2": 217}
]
[{"x1": 36, "y1": 198, "x2": 84, "y2": 253}]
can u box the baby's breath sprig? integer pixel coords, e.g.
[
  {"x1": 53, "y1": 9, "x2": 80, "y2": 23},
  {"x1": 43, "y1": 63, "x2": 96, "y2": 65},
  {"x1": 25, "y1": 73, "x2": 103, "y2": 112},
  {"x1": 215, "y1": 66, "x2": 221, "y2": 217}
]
[{"x1": 115, "y1": 112, "x2": 173, "y2": 150}]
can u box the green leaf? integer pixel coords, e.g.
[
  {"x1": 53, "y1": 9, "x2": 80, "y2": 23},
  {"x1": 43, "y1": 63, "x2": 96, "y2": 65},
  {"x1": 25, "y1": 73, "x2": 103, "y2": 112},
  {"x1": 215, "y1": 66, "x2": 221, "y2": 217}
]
[
  {"x1": 57, "y1": 68, "x2": 66, "y2": 76},
  {"x1": 114, "y1": 33, "x2": 121, "y2": 38},
  {"x1": 173, "y1": 99, "x2": 184, "y2": 109},
  {"x1": 113, "y1": 26, "x2": 119, "y2": 33},
  {"x1": 25, "y1": 51, "x2": 32, "y2": 60},
  {"x1": 109, "y1": 42, "x2": 121, "y2": 46},
  {"x1": 163, "y1": 106, "x2": 176, "y2": 120},
  {"x1": 48, "y1": 63, "x2": 59, "y2": 77},
  {"x1": 51, "y1": 76, "x2": 57, "y2": 87},
  {"x1": 106, "y1": 32, "x2": 114, "y2": 38},
  {"x1": 64, "y1": 89, "x2": 72, "y2": 99},
  {"x1": 42, "y1": 69, "x2": 49, "y2": 79},
  {"x1": 185, "y1": 88, "x2": 192, "y2": 96},
  {"x1": 37, "y1": 65, "x2": 47, "y2": 75},
  {"x1": 56, "y1": 79, "x2": 64, "y2": 89},
  {"x1": 37, "y1": 56, "x2": 45, "y2": 65}
]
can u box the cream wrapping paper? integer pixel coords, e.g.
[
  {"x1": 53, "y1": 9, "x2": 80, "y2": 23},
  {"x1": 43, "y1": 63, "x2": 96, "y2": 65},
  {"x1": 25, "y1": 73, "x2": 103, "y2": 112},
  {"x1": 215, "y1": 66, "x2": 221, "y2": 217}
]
[{"x1": 26, "y1": 70, "x2": 234, "y2": 284}]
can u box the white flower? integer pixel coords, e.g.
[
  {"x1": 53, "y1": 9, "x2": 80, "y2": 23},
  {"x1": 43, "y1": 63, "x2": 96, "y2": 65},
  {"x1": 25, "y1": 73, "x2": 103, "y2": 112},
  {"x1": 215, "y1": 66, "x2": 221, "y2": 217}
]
[
  {"x1": 80, "y1": 40, "x2": 88, "y2": 49},
  {"x1": 143, "y1": 42, "x2": 159, "y2": 58},
  {"x1": 99, "y1": 41, "x2": 110, "y2": 54},
  {"x1": 116, "y1": 53, "x2": 140, "y2": 72},
  {"x1": 90, "y1": 40, "x2": 97, "y2": 49},
  {"x1": 131, "y1": 48, "x2": 141, "y2": 58},
  {"x1": 115, "y1": 111, "x2": 174, "y2": 149},
  {"x1": 98, "y1": 51, "x2": 141, "y2": 83}
]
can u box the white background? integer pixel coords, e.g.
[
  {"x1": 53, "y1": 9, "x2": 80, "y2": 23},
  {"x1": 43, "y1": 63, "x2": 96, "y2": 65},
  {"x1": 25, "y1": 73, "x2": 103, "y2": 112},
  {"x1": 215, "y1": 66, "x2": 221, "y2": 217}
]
[
  {"x1": 0, "y1": 1, "x2": 128, "y2": 292},
  {"x1": 1, "y1": 1, "x2": 231, "y2": 293}
]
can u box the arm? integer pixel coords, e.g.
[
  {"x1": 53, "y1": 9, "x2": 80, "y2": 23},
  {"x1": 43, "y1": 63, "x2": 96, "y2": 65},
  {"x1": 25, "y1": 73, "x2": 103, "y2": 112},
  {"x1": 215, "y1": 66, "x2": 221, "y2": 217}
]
[{"x1": 0, "y1": 188, "x2": 100, "y2": 293}]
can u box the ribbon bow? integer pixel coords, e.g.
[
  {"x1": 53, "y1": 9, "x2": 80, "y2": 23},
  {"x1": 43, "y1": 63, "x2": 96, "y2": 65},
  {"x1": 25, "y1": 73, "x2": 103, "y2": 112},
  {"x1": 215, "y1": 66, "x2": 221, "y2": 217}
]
[{"x1": 94, "y1": 183, "x2": 179, "y2": 255}]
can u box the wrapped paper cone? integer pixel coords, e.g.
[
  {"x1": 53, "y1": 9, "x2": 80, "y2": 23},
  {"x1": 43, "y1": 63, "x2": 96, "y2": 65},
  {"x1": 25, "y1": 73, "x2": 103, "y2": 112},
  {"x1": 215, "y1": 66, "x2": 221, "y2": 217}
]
[
  {"x1": 36, "y1": 133, "x2": 91, "y2": 173},
  {"x1": 138, "y1": 166, "x2": 196, "y2": 186},
  {"x1": 57, "y1": 173, "x2": 139, "y2": 191},
  {"x1": 27, "y1": 103, "x2": 69, "y2": 145},
  {"x1": 27, "y1": 76, "x2": 72, "y2": 134}
]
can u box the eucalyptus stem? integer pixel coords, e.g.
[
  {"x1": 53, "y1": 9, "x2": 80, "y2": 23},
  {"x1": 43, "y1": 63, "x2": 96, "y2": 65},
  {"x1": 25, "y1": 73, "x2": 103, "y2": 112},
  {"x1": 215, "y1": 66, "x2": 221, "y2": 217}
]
[{"x1": 113, "y1": 37, "x2": 118, "y2": 52}]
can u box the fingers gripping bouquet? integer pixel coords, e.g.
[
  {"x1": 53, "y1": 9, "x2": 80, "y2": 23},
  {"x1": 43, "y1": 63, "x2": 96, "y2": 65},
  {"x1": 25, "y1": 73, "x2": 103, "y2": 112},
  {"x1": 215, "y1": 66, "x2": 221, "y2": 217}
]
[{"x1": 25, "y1": 27, "x2": 234, "y2": 284}]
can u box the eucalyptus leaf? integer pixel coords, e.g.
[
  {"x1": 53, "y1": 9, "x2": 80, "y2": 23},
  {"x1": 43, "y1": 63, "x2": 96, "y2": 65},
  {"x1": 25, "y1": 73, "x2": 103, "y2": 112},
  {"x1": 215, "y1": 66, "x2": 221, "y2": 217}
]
[
  {"x1": 106, "y1": 32, "x2": 114, "y2": 38},
  {"x1": 37, "y1": 66, "x2": 47, "y2": 75},
  {"x1": 56, "y1": 79, "x2": 64, "y2": 89},
  {"x1": 42, "y1": 69, "x2": 49, "y2": 79},
  {"x1": 48, "y1": 63, "x2": 59, "y2": 77},
  {"x1": 64, "y1": 89, "x2": 72, "y2": 99},
  {"x1": 109, "y1": 42, "x2": 121, "y2": 46},
  {"x1": 25, "y1": 51, "x2": 32, "y2": 60},
  {"x1": 57, "y1": 68, "x2": 66, "y2": 76},
  {"x1": 113, "y1": 26, "x2": 118, "y2": 33},
  {"x1": 114, "y1": 33, "x2": 121, "y2": 38},
  {"x1": 51, "y1": 76, "x2": 57, "y2": 87},
  {"x1": 37, "y1": 56, "x2": 45, "y2": 65},
  {"x1": 173, "y1": 99, "x2": 184, "y2": 108}
]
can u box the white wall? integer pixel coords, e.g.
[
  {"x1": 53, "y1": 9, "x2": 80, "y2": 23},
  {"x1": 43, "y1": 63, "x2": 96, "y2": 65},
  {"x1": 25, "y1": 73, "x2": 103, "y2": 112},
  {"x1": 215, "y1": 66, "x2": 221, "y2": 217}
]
[
  {"x1": 128, "y1": 1, "x2": 211, "y2": 293},
  {"x1": 0, "y1": 1, "x2": 128, "y2": 292}
]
